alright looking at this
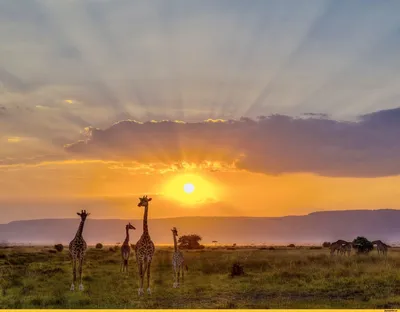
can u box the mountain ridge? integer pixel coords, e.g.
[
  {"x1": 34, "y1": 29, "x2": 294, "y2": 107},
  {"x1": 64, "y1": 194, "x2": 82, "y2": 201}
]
[{"x1": 1, "y1": 209, "x2": 400, "y2": 245}]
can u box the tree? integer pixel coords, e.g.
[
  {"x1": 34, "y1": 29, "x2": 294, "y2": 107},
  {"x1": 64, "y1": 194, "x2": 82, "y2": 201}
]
[
  {"x1": 212, "y1": 240, "x2": 218, "y2": 247},
  {"x1": 95, "y1": 243, "x2": 103, "y2": 249},
  {"x1": 352, "y1": 236, "x2": 373, "y2": 254},
  {"x1": 322, "y1": 242, "x2": 331, "y2": 248},
  {"x1": 54, "y1": 244, "x2": 64, "y2": 252},
  {"x1": 178, "y1": 234, "x2": 204, "y2": 249}
]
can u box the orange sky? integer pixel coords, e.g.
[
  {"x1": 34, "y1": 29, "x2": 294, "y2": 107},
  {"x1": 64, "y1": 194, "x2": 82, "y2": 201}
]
[{"x1": 1, "y1": 159, "x2": 400, "y2": 223}]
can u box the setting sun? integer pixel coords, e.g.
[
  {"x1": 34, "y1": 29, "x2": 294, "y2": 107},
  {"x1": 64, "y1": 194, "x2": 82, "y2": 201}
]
[
  {"x1": 162, "y1": 174, "x2": 218, "y2": 205},
  {"x1": 183, "y1": 183, "x2": 195, "y2": 194}
]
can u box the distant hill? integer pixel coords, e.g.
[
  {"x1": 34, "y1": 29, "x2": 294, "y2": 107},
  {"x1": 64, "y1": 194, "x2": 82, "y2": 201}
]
[{"x1": 1, "y1": 209, "x2": 400, "y2": 245}]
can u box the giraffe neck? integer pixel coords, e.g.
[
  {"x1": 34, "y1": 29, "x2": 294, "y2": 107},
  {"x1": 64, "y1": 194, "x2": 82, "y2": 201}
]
[
  {"x1": 124, "y1": 227, "x2": 129, "y2": 244},
  {"x1": 143, "y1": 205, "x2": 149, "y2": 235},
  {"x1": 75, "y1": 220, "x2": 86, "y2": 238},
  {"x1": 173, "y1": 234, "x2": 178, "y2": 252}
]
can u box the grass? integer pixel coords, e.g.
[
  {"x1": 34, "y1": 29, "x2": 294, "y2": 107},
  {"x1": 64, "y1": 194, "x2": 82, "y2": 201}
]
[{"x1": 1, "y1": 245, "x2": 400, "y2": 308}]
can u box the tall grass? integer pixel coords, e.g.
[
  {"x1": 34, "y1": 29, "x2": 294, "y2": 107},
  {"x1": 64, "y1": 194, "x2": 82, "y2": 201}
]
[{"x1": 0, "y1": 246, "x2": 399, "y2": 308}]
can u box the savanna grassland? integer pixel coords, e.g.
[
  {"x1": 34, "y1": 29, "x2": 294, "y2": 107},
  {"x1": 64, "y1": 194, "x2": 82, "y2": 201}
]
[{"x1": 1, "y1": 245, "x2": 400, "y2": 309}]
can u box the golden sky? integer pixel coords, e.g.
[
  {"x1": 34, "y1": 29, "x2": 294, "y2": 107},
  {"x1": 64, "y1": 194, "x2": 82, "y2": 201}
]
[{"x1": 1, "y1": 158, "x2": 400, "y2": 223}]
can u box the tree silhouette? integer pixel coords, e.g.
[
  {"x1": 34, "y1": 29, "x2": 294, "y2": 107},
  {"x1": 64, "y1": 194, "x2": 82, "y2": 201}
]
[
  {"x1": 178, "y1": 234, "x2": 204, "y2": 249},
  {"x1": 212, "y1": 240, "x2": 218, "y2": 247},
  {"x1": 352, "y1": 236, "x2": 373, "y2": 254}
]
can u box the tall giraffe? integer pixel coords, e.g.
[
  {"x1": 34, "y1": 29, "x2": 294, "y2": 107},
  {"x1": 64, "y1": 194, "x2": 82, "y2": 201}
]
[
  {"x1": 135, "y1": 195, "x2": 155, "y2": 296},
  {"x1": 372, "y1": 240, "x2": 389, "y2": 256},
  {"x1": 171, "y1": 227, "x2": 187, "y2": 288},
  {"x1": 121, "y1": 222, "x2": 136, "y2": 273},
  {"x1": 69, "y1": 210, "x2": 90, "y2": 291}
]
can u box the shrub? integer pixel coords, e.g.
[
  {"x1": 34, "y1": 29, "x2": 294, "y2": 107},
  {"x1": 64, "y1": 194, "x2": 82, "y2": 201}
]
[
  {"x1": 109, "y1": 247, "x2": 116, "y2": 252},
  {"x1": 95, "y1": 243, "x2": 103, "y2": 249},
  {"x1": 287, "y1": 244, "x2": 295, "y2": 248},
  {"x1": 54, "y1": 244, "x2": 64, "y2": 252},
  {"x1": 230, "y1": 262, "x2": 244, "y2": 277},
  {"x1": 48, "y1": 250, "x2": 57, "y2": 254},
  {"x1": 322, "y1": 242, "x2": 331, "y2": 248}
]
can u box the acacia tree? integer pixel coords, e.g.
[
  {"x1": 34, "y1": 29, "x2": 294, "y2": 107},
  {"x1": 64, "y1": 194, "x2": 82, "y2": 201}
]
[
  {"x1": 352, "y1": 236, "x2": 373, "y2": 254},
  {"x1": 178, "y1": 234, "x2": 204, "y2": 249}
]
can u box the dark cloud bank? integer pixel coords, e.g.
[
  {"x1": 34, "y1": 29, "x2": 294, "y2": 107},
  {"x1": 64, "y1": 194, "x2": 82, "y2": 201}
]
[{"x1": 65, "y1": 107, "x2": 400, "y2": 178}]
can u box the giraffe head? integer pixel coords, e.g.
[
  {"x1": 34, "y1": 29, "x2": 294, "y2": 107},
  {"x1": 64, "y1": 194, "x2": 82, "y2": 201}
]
[
  {"x1": 126, "y1": 222, "x2": 136, "y2": 230},
  {"x1": 171, "y1": 227, "x2": 178, "y2": 237},
  {"x1": 77, "y1": 210, "x2": 90, "y2": 221},
  {"x1": 138, "y1": 195, "x2": 152, "y2": 208}
]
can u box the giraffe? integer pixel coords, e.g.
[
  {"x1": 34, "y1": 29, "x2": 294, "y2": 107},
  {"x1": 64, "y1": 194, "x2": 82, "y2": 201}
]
[
  {"x1": 121, "y1": 222, "x2": 136, "y2": 273},
  {"x1": 330, "y1": 240, "x2": 349, "y2": 256},
  {"x1": 339, "y1": 242, "x2": 352, "y2": 256},
  {"x1": 69, "y1": 210, "x2": 90, "y2": 291},
  {"x1": 135, "y1": 195, "x2": 155, "y2": 296},
  {"x1": 372, "y1": 240, "x2": 389, "y2": 256},
  {"x1": 171, "y1": 227, "x2": 187, "y2": 288}
]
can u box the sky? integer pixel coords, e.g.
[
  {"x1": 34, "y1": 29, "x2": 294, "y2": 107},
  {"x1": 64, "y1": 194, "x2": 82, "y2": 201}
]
[{"x1": 1, "y1": 0, "x2": 400, "y2": 223}]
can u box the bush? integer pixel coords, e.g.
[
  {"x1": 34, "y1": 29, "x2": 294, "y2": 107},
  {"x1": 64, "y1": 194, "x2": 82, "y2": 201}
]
[
  {"x1": 352, "y1": 236, "x2": 373, "y2": 254},
  {"x1": 287, "y1": 244, "x2": 295, "y2": 248},
  {"x1": 322, "y1": 242, "x2": 331, "y2": 248},
  {"x1": 95, "y1": 243, "x2": 103, "y2": 249},
  {"x1": 54, "y1": 244, "x2": 64, "y2": 252},
  {"x1": 230, "y1": 262, "x2": 244, "y2": 277},
  {"x1": 48, "y1": 250, "x2": 57, "y2": 254}
]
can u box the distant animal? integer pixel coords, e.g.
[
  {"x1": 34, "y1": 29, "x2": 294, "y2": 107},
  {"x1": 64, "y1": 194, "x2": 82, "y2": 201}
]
[
  {"x1": 330, "y1": 240, "x2": 349, "y2": 256},
  {"x1": 372, "y1": 240, "x2": 390, "y2": 256},
  {"x1": 135, "y1": 195, "x2": 155, "y2": 296},
  {"x1": 338, "y1": 242, "x2": 352, "y2": 256},
  {"x1": 121, "y1": 223, "x2": 136, "y2": 273},
  {"x1": 171, "y1": 227, "x2": 188, "y2": 288},
  {"x1": 69, "y1": 210, "x2": 90, "y2": 291}
]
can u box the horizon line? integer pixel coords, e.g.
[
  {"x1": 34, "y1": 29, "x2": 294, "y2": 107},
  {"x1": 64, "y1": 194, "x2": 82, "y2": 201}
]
[{"x1": 2, "y1": 208, "x2": 399, "y2": 225}]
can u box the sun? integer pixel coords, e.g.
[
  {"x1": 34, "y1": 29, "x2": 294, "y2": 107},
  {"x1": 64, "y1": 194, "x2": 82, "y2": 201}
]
[
  {"x1": 183, "y1": 183, "x2": 195, "y2": 194},
  {"x1": 162, "y1": 174, "x2": 218, "y2": 205}
]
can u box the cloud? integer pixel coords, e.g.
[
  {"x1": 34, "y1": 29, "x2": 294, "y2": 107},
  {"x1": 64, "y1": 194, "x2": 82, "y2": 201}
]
[{"x1": 62, "y1": 107, "x2": 400, "y2": 178}]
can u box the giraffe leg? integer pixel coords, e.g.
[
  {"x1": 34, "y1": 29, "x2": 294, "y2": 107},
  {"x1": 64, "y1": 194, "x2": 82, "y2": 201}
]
[
  {"x1": 177, "y1": 266, "x2": 181, "y2": 287},
  {"x1": 146, "y1": 260, "x2": 152, "y2": 294},
  {"x1": 70, "y1": 258, "x2": 76, "y2": 291},
  {"x1": 78, "y1": 257, "x2": 84, "y2": 291},
  {"x1": 173, "y1": 266, "x2": 178, "y2": 288},
  {"x1": 137, "y1": 260, "x2": 144, "y2": 296}
]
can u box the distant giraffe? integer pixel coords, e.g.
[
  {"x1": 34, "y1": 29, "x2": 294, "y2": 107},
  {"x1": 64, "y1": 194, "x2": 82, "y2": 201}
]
[
  {"x1": 121, "y1": 223, "x2": 136, "y2": 273},
  {"x1": 372, "y1": 240, "x2": 389, "y2": 256},
  {"x1": 171, "y1": 227, "x2": 187, "y2": 288},
  {"x1": 135, "y1": 196, "x2": 155, "y2": 296},
  {"x1": 69, "y1": 210, "x2": 90, "y2": 291},
  {"x1": 339, "y1": 242, "x2": 352, "y2": 256},
  {"x1": 330, "y1": 240, "x2": 349, "y2": 256}
]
